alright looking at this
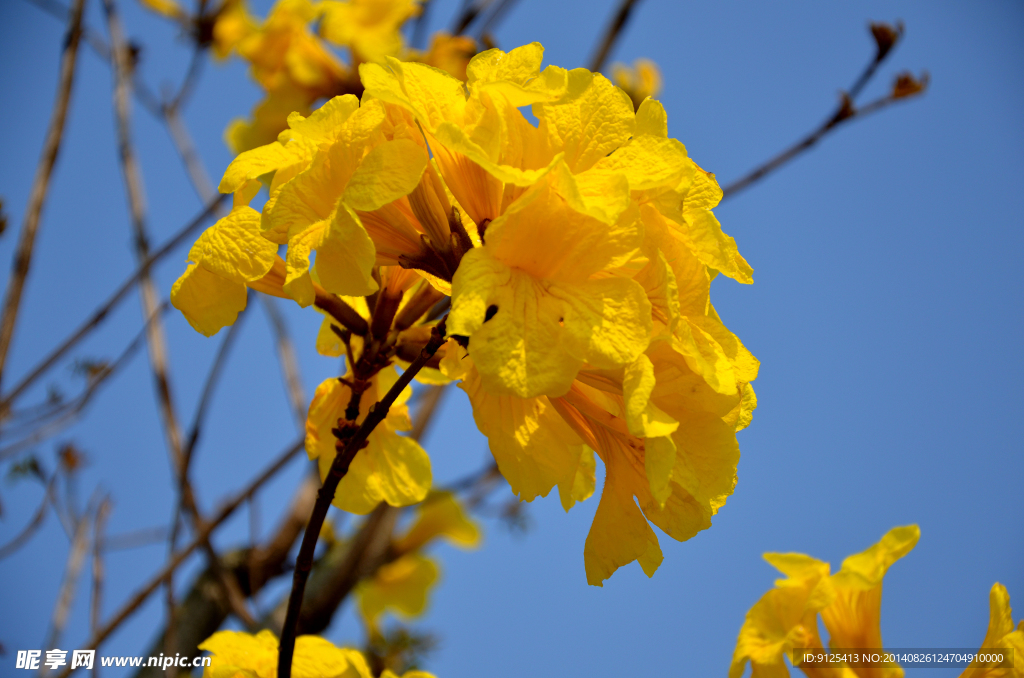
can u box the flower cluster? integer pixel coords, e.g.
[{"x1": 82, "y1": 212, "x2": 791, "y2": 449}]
[
  {"x1": 172, "y1": 42, "x2": 756, "y2": 584},
  {"x1": 730, "y1": 526, "x2": 1024, "y2": 678},
  {"x1": 140, "y1": 0, "x2": 476, "y2": 154}
]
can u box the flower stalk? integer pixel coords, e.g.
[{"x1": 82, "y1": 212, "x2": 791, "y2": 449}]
[{"x1": 277, "y1": 317, "x2": 448, "y2": 678}]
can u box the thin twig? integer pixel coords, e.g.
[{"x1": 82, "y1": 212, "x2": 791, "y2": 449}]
[
  {"x1": 102, "y1": 525, "x2": 168, "y2": 552},
  {"x1": 0, "y1": 304, "x2": 171, "y2": 461},
  {"x1": 90, "y1": 497, "x2": 111, "y2": 633},
  {"x1": 451, "y1": 0, "x2": 493, "y2": 35},
  {"x1": 587, "y1": 0, "x2": 642, "y2": 73},
  {"x1": 277, "y1": 319, "x2": 448, "y2": 678},
  {"x1": 163, "y1": 106, "x2": 219, "y2": 205},
  {"x1": 477, "y1": 0, "x2": 521, "y2": 37},
  {"x1": 102, "y1": 0, "x2": 186, "y2": 469},
  {"x1": 182, "y1": 301, "x2": 249, "y2": 460},
  {"x1": 53, "y1": 437, "x2": 304, "y2": 678},
  {"x1": 721, "y1": 23, "x2": 912, "y2": 200},
  {"x1": 0, "y1": 475, "x2": 57, "y2": 559},
  {"x1": 0, "y1": 195, "x2": 226, "y2": 409},
  {"x1": 0, "y1": 0, "x2": 87, "y2": 393},
  {"x1": 42, "y1": 493, "x2": 98, "y2": 666}
]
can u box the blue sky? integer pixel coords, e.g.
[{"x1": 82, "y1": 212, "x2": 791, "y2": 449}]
[{"x1": 0, "y1": 0, "x2": 1022, "y2": 676}]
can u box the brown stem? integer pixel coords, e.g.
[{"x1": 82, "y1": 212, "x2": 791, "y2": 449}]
[
  {"x1": 721, "y1": 26, "x2": 907, "y2": 200},
  {"x1": 588, "y1": 0, "x2": 643, "y2": 73},
  {"x1": 90, "y1": 498, "x2": 111, "y2": 678},
  {"x1": 0, "y1": 0, "x2": 86, "y2": 392},
  {"x1": 0, "y1": 475, "x2": 57, "y2": 559},
  {"x1": 52, "y1": 437, "x2": 304, "y2": 678},
  {"x1": 314, "y1": 288, "x2": 370, "y2": 336},
  {"x1": 277, "y1": 319, "x2": 448, "y2": 678}
]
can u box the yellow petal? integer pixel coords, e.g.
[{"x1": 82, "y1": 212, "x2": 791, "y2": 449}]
[
  {"x1": 305, "y1": 373, "x2": 431, "y2": 515},
  {"x1": 821, "y1": 525, "x2": 920, "y2": 676},
  {"x1": 359, "y1": 58, "x2": 467, "y2": 133},
  {"x1": 314, "y1": 205, "x2": 379, "y2": 297},
  {"x1": 583, "y1": 427, "x2": 663, "y2": 586},
  {"x1": 557, "y1": 447, "x2": 596, "y2": 511},
  {"x1": 188, "y1": 207, "x2": 277, "y2": 283},
  {"x1": 394, "y1": 491, "x2": 482, "y2": 553},
  {"x1": 342, "y1": 139, "x2": 428, "y2": 212},
  {"x1": 635, "y1": 97, "x2": 668, "y2": 138},
  {"x1": 460, "y1": 365, "x2": 585, "y2": 500},
  {"x1": 356, "y1": 554, "x2": 439, "y2": 627},
  {"x1": 171, "y1": 263, "x2": 247, "y2": 337},
  {"x1": 466, "y1": 43, "x2": 568, "y2": 107},
  {"x1": 534, "y1": 69, "x2": 635, "y2": 173},
  {"x1": 552, "y1": 276, "x2": 652, "y2": 371}
]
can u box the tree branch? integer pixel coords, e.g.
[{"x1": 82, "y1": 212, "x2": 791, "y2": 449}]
[
  {"x1": 53, "y1": 437, "x2": 305, "y2": 678},
  {"x1": 721, "y1": 22, "x2": 921, "y2": 200},
  {"x1": 0, "y1": 195, "x2": 226, "y2": 410},
  {"x1": 0, "y1": 0, "x2": 87, "y2": 391},
  {"x1": 588, "y1": 0, "x2": 642, "y2": 73}
]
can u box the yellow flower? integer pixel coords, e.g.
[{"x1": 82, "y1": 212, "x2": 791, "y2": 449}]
[
  {"x1": 170, "y1": 190, "x2": 282, "y2": 336},
  {"x1": 211, "y1": 0, "x2": 258, "y2": 61},
  {"x1": 611, "y1": 58, "x2": 662, "y2": 111},
  {"x1": 358, "y1": 43, "x2": 755, "y2": 582},
  {"x1": 305, "y1": 364, "x2": 431, "y2": 514},
  {"x1": 199, "y1": 629, "x2": 372, "y2": 678},
  {"x1": 959, "y1": 583, "x2": 1024, "y2": 678},
  {"x1": 236, "y1": 0, "x2": 347, "y2": 96},
  {"x1": 730, "y1": 526, "x2": 920, "y2": 678},
  {"x1": 356, "y1": 492, "x2": 480, "y2": 630},
  {"x1": 320, "y1": 0, "x2": 421, "y2": 63},
  {"x1": 138, "y1": 0, "x2": 185, "y2": 20}
]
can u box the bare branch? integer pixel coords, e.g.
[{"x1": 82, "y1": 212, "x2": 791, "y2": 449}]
[
  {"x1": 721, "y1": 22, "x2": 922, "y2": 200},
  {"x1": 0, "y1": 475, "x2": 57, "y2": 560},
  {"x1": 102, "y1": 0, "x2": 186, "y2": 468},
  {"x1": 53, "y1": 437, "x2": 304, "y2": 678},
  {"x1": 0, "y1": 195, "x2": 226, "y2": 409},
  {"x1": 588, "y1": 0, "x2": 643, "y2": 73},
  {"x1": 0, "y1": 0, "x2": 87, "y2": 391},
  {"x1": 0, "y1": 303, "x2": 170, "y2": 462},
  {"x1": 42, "y1": 494, "x2": 98, "y2": 664}
]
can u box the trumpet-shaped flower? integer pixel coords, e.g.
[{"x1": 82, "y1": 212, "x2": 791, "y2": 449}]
[
  {"x1": 199, "y1": 630, "x2": 434, "y2": 678},
  {"x1": 611, "y1": 58, "x2": 663, "y2": 111},
  {"x1": 306, "y1": 366, "x2": 431, "y2": 514},
  {"x1": 958, "y1": 584, "x2": 1024, "y2": 678},
  {"x1": 730, "y1": 526, "x2": 920, "y2": 678},
  {"x1": 356, "y1": 492, "x2": 480, "y2": 630},
  {"x1": 199, "y1": 629, "x2": 372, "y2": 678},
  {"x1": 320, "y1": 0, "x2": 421, "y2": 63}
]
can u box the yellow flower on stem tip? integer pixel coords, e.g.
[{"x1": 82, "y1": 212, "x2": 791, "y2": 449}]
[
  {"x1": 611, "y1": 58, "x2": 662, "y2": 111},
  {"x1": 199, "y1": 629, "x2": 372, "y2": 678},
  {"x1": 356, "y1": 491, "x2": 480, "y2": 630},
  {"x1": 320, "y1": 0, "x2": 421, "y2": 63},
  {"x1": 137, "y1": 0, "x2": 185, "y2": 20},
  {"x1": 959, "y1": 583, "x2": 1024, "y2": 678},
  {"x1": 730, "y1": 526, "x2": 920, "y2": 678},
  {"x1": 171, "y1": 186, "x2": 283, "y2": 336},
  {"x1": 235, "y1": 0, "x2": 347, "y2": 97},
  {"x1": 305, "y1": 365, "x2": 431, "y2": 514},
  {"x1": 210, "y1": 0, "x2": 258, "y2": 61}
]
